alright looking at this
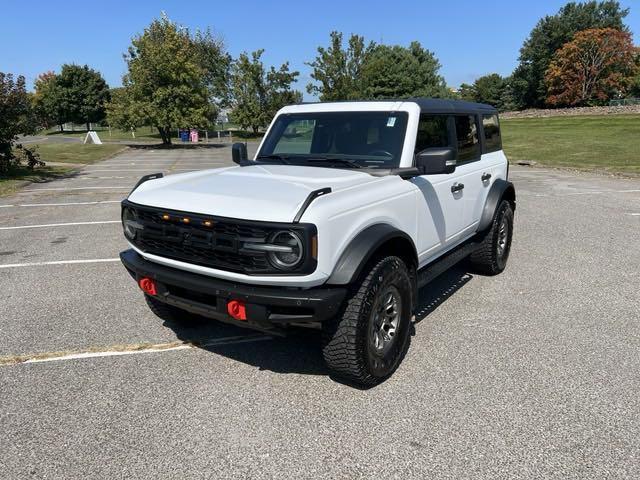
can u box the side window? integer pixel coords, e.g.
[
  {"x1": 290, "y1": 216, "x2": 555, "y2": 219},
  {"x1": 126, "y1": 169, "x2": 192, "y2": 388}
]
[
  {"x1": 415, "y1": 114, "x2": 449, "y2": 153},
  {"x1": 273, "y1": 119, "x2": 315, "y2": 154},
  {"x1": 482, "y1": 114, "x2": 502, "y2": 153},
  {"x1": 454, "y1": 115, "x2": 480, "y2": 162}
]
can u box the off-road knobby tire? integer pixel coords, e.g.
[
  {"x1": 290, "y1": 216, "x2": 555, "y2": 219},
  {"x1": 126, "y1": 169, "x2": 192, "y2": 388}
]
[
  {"x1": 322, "y1": 256, "x2": 413, "y2": 387},
  {"x1": 469, "y1": 199, "x2": 514, "y2": 275},
  {"x1": 144, "y1": 295, "x2": 202, "y2": 326}
]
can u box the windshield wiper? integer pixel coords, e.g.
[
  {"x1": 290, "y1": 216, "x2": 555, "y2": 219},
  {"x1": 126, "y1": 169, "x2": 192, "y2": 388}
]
[
  {"x1": 256, "y1": 154, "x2": 292, "y2": 165},
  {"x1": 305, "y1": 157, "x2": 362, "y2": 169}
]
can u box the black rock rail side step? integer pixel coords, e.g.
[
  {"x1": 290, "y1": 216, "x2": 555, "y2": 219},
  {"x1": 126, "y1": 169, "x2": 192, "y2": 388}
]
[{"x1": 417, "y1": 241, "x2": 479, "y2": 289}]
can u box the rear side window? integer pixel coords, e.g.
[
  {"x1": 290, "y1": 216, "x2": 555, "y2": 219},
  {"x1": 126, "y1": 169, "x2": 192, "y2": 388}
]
[
  {"x1": 415, "y1": 114, "x2": 449, "y2": 153},
  {"x1": 482, "y1": 114, "x2": 502, "y2": 153},
  {"x1": 454, "y1": 115, "x2": 480, "y2": 162}
]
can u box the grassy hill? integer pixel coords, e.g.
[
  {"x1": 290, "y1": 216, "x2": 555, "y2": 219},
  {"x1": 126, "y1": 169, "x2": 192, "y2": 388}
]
[{"x1": 501, "y1": 115, "x2": 640, "y2": 175}]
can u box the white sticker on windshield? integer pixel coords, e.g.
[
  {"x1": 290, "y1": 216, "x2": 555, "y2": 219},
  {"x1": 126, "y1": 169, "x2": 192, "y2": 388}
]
[{"x1": 387, "y1": 116, "x2": 396, "y2": 127}]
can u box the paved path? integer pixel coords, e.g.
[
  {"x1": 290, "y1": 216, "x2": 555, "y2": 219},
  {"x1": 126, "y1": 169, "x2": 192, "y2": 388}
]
[{"x1": 1, "y1": 147, "x2": 639, "y2": 479}]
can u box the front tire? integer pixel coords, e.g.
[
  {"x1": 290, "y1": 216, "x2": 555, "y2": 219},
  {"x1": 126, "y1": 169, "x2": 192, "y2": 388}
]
[
  {"x1": 469, "y1": 199, "x2": 514, "y2": 275},
  {"x1": 322, "y1": 256, "x2": 413, "y2": 387}
]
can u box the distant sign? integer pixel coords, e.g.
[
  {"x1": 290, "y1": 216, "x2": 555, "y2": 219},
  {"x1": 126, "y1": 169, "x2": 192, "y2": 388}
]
[{"x1": 83, "y1": 131, "x2": 102, "y2": 145}]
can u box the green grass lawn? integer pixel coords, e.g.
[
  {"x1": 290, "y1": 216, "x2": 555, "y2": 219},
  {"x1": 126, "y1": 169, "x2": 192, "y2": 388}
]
[
  {"x1": 0, "y1": 144, "x2": 127, "y2": 197},
  {"x1": 0, "y1": 165, "x2": 76, "y2": 197},
  {"x1": 42, "y1": 126, "x2": 261, "y2": 142},
  {"x1": 33, "y1": 143, "x2": 126, "y2": 165},
  {"x1": 44, "y1": 127, "x2": 161, "y2": 142},
  {"x1": 501, "y1": 115, "x2": 640, "y2": 175}
]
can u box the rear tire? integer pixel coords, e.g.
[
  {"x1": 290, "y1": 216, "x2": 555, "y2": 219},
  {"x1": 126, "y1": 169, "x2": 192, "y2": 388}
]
[
  {"x1": 469, "y1": 199, "x2": 514, "y2": 275},
  {"x1": 144, "y1": 295, "x2": 202, "y2": 326},
  {"x1": 322, "y1": 256, "x2": 413, "y2": 387}
]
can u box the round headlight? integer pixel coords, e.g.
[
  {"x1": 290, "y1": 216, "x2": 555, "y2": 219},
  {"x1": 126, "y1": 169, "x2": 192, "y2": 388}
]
[
  {"x1": 268, "y1": 230, "x2": 303, "y2": 269},
  {"x1": 122, "y1": 207, "x2": 139, "y2": 240}
]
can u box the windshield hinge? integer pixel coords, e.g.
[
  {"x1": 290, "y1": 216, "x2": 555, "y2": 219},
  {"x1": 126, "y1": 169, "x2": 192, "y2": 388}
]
[{"x1": 293, "y1": 187, "x2": 332, "y2": 223}]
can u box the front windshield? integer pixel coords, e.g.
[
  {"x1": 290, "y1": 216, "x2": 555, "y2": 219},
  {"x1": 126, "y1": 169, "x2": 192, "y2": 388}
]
[{"x1": 258, "y1": 111, "x2": 408, "y2": 169}]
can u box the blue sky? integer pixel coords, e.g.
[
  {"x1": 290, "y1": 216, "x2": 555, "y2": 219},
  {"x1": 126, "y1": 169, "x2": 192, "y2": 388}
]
[{"x1": 2, "y1": 0, "x2": 638, "y2": 98}]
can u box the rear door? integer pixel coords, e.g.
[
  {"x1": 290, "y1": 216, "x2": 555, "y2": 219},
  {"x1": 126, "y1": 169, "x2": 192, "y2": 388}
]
[
  {"x1": 468, "y1": 113, "x2": 506, "y2": 226},
  {"x1": 449, "y1": 114, "x2": 486, "y2": 235}
]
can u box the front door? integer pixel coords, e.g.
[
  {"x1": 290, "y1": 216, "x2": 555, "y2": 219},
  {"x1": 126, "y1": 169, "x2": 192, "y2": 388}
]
[{"x1": 411, "y1": 115, "x2": 467, "y2": 265}]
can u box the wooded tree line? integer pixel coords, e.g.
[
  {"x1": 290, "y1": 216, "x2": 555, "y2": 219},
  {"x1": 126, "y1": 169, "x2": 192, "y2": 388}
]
[
  {"x1": 460, "y1": 1, "x2": 640, "y2": 109},
  {"x1": 2, "y1": 0, "x2": 640, "y2": 166},
  {"x1": 24, "y1": 14, "x2": 452, "y2": 144},
  {"x1": 104, "y1": 15, "x2": 451, "y2": 142}
]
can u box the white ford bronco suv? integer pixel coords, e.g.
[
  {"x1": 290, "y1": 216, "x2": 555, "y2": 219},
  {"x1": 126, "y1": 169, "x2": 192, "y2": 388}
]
[{"x1": 120, "y1": 98, "x2": 515, "y2": 386}]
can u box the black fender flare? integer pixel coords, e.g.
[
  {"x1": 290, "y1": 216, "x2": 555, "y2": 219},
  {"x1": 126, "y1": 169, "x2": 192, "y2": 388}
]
[
  {"x1": 326, "y1": 224, "x2": 418, "y2": 286},
  {"x1": 478, "y1": 179, "x2": 516, "y2": 232}
]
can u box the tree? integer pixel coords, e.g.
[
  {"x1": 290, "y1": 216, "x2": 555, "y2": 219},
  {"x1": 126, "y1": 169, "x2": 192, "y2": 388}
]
[
  {"x1": 118, "y1": 14, "x2": 229, "y2": 144},
  {"x1": 106, "y1": 87, "x2": 144, "y2": 136},
  {"x1": 630, "y1": 73, "x2": 640, "y2": 98},
  {"x1": 360, "y1": 42, "x2": 449, "y2": 99},
  {"x1": 56, "y1": 64, "x2": 110, "y2": 130},
  {"x1": 230, "y1": 49, "x2": 301, "y2": 134},
  {"x1": 511, "y1": 1, "x2": 630, "y2": 108},
  {"x1": 472, "y1": 74, "x2": 505, "y2": 108},
  {"x1": 32, "y1": 71, "x2": 65, "y2": 130},
  {"x1": 306, "y1": 31, "x2": 374, "y2": 101},
  {"x1": 545, "y1": 28, "x2": 639, "y2": 106},
  {"x1": 457, "y1": 74, "x2": 506, "y2": 108},
  {"x1": 498, "y1": 77, "x2": 520, "y2": 112},
  {"x1": 0, "y1": 73, "x2": 41, "y2": 174},
  {"x1": 457, "y1": 83, "x2": 476, "y2": 101},
  {"x1": 192, "y1": 28, "x2": 232, "y2": 108}
]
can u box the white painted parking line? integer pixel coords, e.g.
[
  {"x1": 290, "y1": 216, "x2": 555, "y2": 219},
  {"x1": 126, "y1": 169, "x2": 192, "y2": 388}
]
[
  {"x1": 22, "y1": 186, "x2": 129, "y2": 192},
  {"x1": 0, "y1": 335, "x2": 272, "y2": 366},
  {"x1": 170, "y1": 165, "x2": 227, "y2": 168},
  {"x1": 0, "y1": 221, "x2": 119, "y2": 231},
  {"x1": 13, "y1": 200, "x2": 121, "y2": 207},
  {"x1": 77, "y1": 176, "x2": 128, "y2": 180},
  {"x1": 526, "y1": 189, "x2": 640, "y2": 197},
  {"x1": 0, "y1": 258, "x2": 120, "y2": 269},
  {"x1": 628, "y1": 213, "x2": 640, "y2": 216},
  {"x1": 95, "y1": 164, "x2": 173, "y2": 167},
  {"x1": 82, "y1": 169, "x2": 168, "y2": 172},
  {"x1": 562, "y1": 189, "x2": 640, "y2": 196}
]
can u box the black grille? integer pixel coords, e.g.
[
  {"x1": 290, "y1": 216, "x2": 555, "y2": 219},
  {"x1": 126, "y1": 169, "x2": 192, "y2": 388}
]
[{"x1": 124, "y1": 202, "x2": 316, "y2": 275}]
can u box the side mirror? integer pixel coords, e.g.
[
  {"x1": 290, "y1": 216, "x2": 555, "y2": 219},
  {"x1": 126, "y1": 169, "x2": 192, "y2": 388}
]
[
  {"x1": 231, "y1": 142, "x2": 248, "y2": 165},
  {"x1": 415, "y1": 147, "x2": 456, "y2": 175}
]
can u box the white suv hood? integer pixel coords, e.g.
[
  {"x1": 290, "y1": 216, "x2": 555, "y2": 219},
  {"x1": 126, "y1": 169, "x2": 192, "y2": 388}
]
[{"x1": 128, "y1": 164, "x2": 381, "y2": 223}]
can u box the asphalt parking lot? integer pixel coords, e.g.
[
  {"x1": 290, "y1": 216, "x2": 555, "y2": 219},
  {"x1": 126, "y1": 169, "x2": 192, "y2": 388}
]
[{"x1": 1, "y1": 145, "x2": 639, "y2": 479}]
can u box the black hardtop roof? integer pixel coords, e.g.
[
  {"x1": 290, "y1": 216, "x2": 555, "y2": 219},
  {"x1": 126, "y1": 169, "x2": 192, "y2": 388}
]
[
  {"x1": 408, "y1": 98, "x2": 497, "y2": 114},
  {"x1": 301, "y1": 98, "x2": 498, "y2": 114}
]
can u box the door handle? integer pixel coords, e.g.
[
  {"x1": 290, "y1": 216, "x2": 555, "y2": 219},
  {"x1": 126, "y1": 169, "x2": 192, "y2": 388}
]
[
  {"x1": 481, "y1": 173, "x2": 492, "y2": 182},
  {"x1": 451, "y1": 182, "x2": 465, "y2": 193}
]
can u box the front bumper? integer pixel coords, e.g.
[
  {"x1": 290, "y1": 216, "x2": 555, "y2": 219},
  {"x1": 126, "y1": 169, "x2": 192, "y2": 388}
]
[{"x1": 120, "y1": 249, "x2": 347, "y2": 331}]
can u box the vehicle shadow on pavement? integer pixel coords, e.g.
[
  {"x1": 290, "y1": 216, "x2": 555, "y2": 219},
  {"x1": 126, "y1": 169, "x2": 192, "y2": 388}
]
[
  {"x1": 164, "y1": 319, "x2": 328, "y2": 376},
  {"x1": 162, "y1": 265, "x2": 473, "y2": 380}
]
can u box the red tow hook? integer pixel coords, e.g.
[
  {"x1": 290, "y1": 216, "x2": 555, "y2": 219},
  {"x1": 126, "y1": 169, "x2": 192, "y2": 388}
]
[
  {"x1": 138, "y1": 277, "x2": 157, "y2": 296},
  {"x1": 227, "y1": 300, "x2": 247, "y2": 321}
]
